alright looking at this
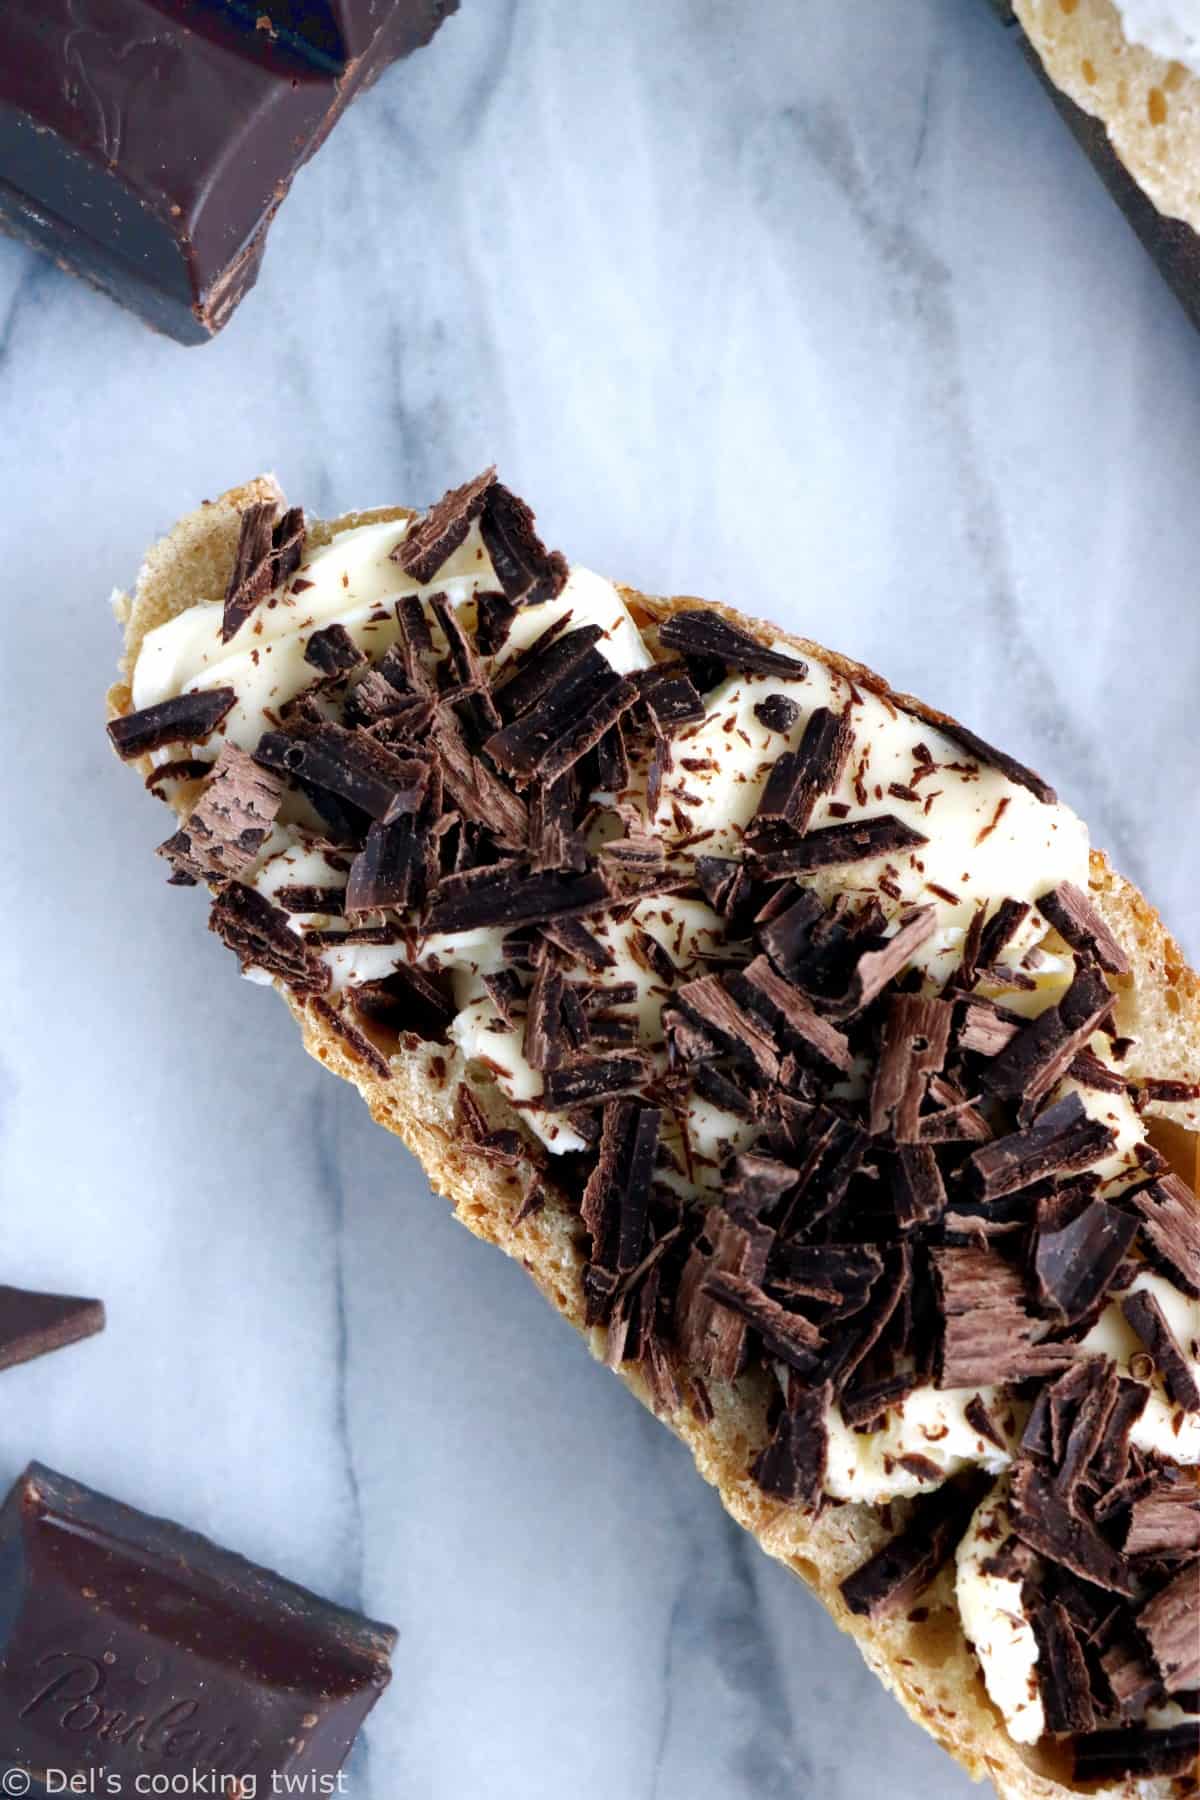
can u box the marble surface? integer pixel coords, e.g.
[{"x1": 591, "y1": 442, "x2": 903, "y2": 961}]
[{"x1": 2, "y1": 2, "x2": 1199, "y2": 1795}]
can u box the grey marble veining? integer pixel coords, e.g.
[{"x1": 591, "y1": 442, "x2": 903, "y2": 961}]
[{"x1": 1, "y1": 2, "x2": 1198, "y2": 1796}]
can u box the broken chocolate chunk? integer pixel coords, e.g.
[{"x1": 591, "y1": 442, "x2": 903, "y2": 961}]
[
  {"x1": 580, "y1": 1102, "x2": 660, "y2": 1322},
  {"x1": 345, "y1": 815, "x2": 423, "y2": 914},
  {"x1": 1130, "y1": 1174, "x2": 1200, "y2": 1298},
  {"x1": 391, "y1": 468, "x2": 494, "y2": 585},
  {"x1": 966, "y1": 1093, "x2": 1116, "y2": 1200},
  {"x1": 748, "y1": 706, "x2": 854, "y2": 843},
  {"x1": 674, "y1": 974, "x2": 779, "y2": 1084},
  {"x1": 841, "y1": 1479, "x2": 986, "y2": 1618},
  {"x1": 349, "y1": 965, "x2": 454, "y2": 1044},
  {"x1": 479, "y1": 482, "x2": 568, "y2": 602},
  {"x1": 304, "y1": 622, "x2": 366, "y2": 679},
  {"x1": 736, "y1": 956, "x2": 853, "y2": 1072},
  {"x1": 108, "y1": 687, "x2": 237, "y2": 761},
  {"x1": 1124, "y1": 1482, "x2": 1200, "y2": 1560},
  {"x1": 1010, "y1": 1461, "x2": 1137, "y2": 1595},
  {"x1": 1073, "y1": 1722, "x2": 1200, "y2": 1781},
  {"x1": 753, "y1": 693, "x2": 800, "y2": 735},
  {"x1": 222, "y1": 502, "x2": 305, "y2": 643},
  {"x1": 541, "y1": 1054, "x2": 651, "y2": 1110},
  {"x1": 209, "y1": 882, "x2": 330, "y2": 995},
  {"x1": 933, "y1": 1248, "x2": 1075, "y2": 1387},
  {"x1": 752, "y1": 814, "x2": 928, "y2": 878},
  {"x1": 309, "y1": 997, "x2": 392, "y2": 1081},
  {"x1": 751, "y1": 1378, "x2": 830, "y2": 1505},
  {"x1": 1121, "y1": 1288, "x2": 1200, "y2": 1412},
  {"x1": 702, "y1": 1273, "x2": 824, "y2": 1373},
  {"x1": 869, "y1": 993, "x2": 952, "y2": 1140},
  {"x1": 634, "y1": 660, "x2": 707, "y2": 732},
  {"x1": 255, "y1": 724, "x2": 429, "y2": 823},
  {"x1": 1033, "y1": 1195, "x2": 1139, "y2": 1323},
  {"x1": 1037, "y1": 881, "x2": 1130, "y2": 976},
  {"x1": 657, "y1": 611, "x2": 809, "y2": 681},
  {"x1": 676, "y1": 1208, "x2": 773, "y2": 1384},
  {"x1": 896, "y1": 701, "x2": 1057, "y2": 805},
  {"x1": 828, "y1": 907, "x2": 937, "y2": 1021},
  {"x1": 425, "y1": 865, "x2": 611, "y2": 935},
  {"x1": 981, "y1": 960, "x2": 1116, "y2": 1117},
  {"x1": 1032, "y1": 1598, "x2": 1096, "y2": 1735},
  {"x1": 0, "y1": 1286, "x2": 105, "y2": 1373},
  {"x1": 160, "y1": 743, "x2": 282, "y2": 884}
]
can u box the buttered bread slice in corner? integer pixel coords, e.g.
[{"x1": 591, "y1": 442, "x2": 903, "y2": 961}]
[{"x1": 107, "y1": 472, "x2": 1200, "y2": 1800}]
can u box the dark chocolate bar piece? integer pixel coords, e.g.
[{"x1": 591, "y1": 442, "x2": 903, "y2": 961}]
[
  {"x1": 0, "y1": 1463, "x2": 396, "y2": 1788},
  {"x1": 0, "y1": 1, "x2": 457, "y2": 343},
  {"x1": 0, "y1": 1285, "x2": 105, "y2": 1372},
  {"x1": 986, "y1": 1, "x2": 1200, "y2": 338}
]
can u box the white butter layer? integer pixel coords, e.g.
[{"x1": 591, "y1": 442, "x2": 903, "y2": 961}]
[
  {"x1": 1113, "y1": 0, "x2": 1200, "y2": 78},
  {"x1": 823, "y1": 1385, "x2": 1020, "y2": 1503},
  {"x1": 956, "y1": 1478, "x2": 1045, "y2": 1747}
]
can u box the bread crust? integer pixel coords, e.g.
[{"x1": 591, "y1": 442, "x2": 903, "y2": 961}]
[
  {"x1": 109, "y1": 485, "x2": 1200, "y2": 1800},
  {"x1": 1016, "y1": 0, "x2": 1200, "y2": 234}
]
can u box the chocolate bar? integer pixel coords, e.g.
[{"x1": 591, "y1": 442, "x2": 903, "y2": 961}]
[
  {"x1": 0, "y1": 1284, "x2": 105, "y2": 1371},
  {"x1": 0, "y1": 2, "x2": 457, "y2": 343},
  {"x1": 0, "y1": 1463, "x2": 396, "y2": 1789},
  {"x1": 986, "y1": 1, "x2": 1200, "y2": 337}
]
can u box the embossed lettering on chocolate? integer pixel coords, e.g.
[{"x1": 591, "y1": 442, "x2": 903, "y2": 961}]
[
  {"x1": 0, "y1": 1463, "x2": 396, "y2": 1785},
  {"x1": 0, "y1": 1, "x2": 458, "y2": 343}
]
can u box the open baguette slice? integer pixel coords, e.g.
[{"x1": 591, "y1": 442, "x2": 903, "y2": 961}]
[{"x1": 108, "y1": 481, "x2": 1200, "y2": 1800}]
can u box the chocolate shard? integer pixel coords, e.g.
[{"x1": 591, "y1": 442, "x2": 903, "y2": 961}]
[
  {"x1": 1032, "y1": 1598, "x2": 1096, "y2": 1735},
  {"x1": 425, "y1": 865, "x2": 610, "y2": 935},
  {"x1": 478, "y1": 482, "x2": 568, "y2": 602},
  {"x1": 673, "y1": 974, "x2": 779, "y2": 1085},
  {"x1": 349, "y1": 965, "x2": 454, "y2": 1044},
  {"x1": 524, "y1": 962, "x2": 566, "y2": 1072},
  {"x1": 768, "y1": 1245, "x2": 885, "y2": 1319},
  {"x1": 0, "y1": 1286, "x2": 105, "y2": 1373},
  {"x1": 634, "y1": 660, "x2": 707, "y2": 732},
  {"x1": 308, "y1": 996, "x2": 392, "y2": 1082},
  {"x1": 1073, "y1": 1724, "x2": 1200, "y2": 1782},
  {"x1": 752, "y1": 814, "x2": 928, "y2": 878},
  {"x1": 1130, "y1": 1174, "x2": 1200, "y2": 1299},
  {"x1": 840, "y1": 1479, "x2": 986, "y2": 1619},
  {"x1": 1121, "y1": 1289, "x2": 1200, "y2": 1412},
  {"x1": 540, "y1": 916, "x2": 614, "y2": 971},
  {"x1": 209, "y1": 881, "x2": 330, "y2": 995},
  {"x1": 657, "y1": 610, "x2": 809, "y2": 681},
  {"x1": 1140, "y1": 1565, "x2": 1200, "y2": 1694},
  {"x1": 1124, "y1": 1483, "x2": 1200, "y2": 1560},
  {"x1": 1051, "y1": 1358, "x2": 1121, "y2": 1503},
  {"x1": 736, "y1": 955, "x2": 853, "y2": 1072},
  {"x1": 972, "y1": 898, "x2": 1032, "y2": 981},
  {"x1": 391, "y1": 468, "x2": 495, "y2": 584},
  {"x1": 1100, "y1": 1633, "x2": 1164, "y2": 1719},
  {"x1": 304, "y1": 622, "x2": 367, "y2": 679},
  {"x1": 493, "y1": 625, "x2": 605, "y2": 724},
  {"x1": 254, "y1": 724, "x2": 429, "y2": 823},
  {"x1": 869, "y1": 993, "x2": 953, "y2": 1141},
  {"x1": 540, "y1": 1054, "x2": 651, "y2": 1111},
  {"x1": 896, "y1": 699, "x2": 1057, "y2": 805},
  {"x1": 485, "y1": 655, "x2": 637, "y2": 788},
  {"x1": 107, "y1": 687, "x2": 237, "y2": 761},
  {"x1": 675, "y1": 1208, "x2": 773, "y2": 1384},
  {"x1": 426, "y1": 704, "x2": 529, "y2": 851},
  {"x1": 748, "y1": 706, "x2": 854, "y2": 843},
  {"x1": 157, "y1": 743, "x2": 283, "y2": 884},
  {"x1": 1033, "y1": 1194, "x2": 1139, "y2": 1322},
  {"x1": 827, "y1": 907, "x2": 938, "y2": 1021},
  {"x1": 430, "y1": 591, "x2": 501, "y2": 730},
  {"x1": 0, "y1": 1461, "x2": 395, "y2": 1784},
  {"x1": 965, "y1": 1092, "x2": 1116, "y2": 1200},
  {"x1": 222, "y1": 503, "x2": 305, "y2": 643},
  {"x1": 1037, "y1": 881, "x2": 1130, "y2": 976},
  {"x1": 1009, "y1": 1461, "x2": 1137, "y2": 1595},
  {"x1": 1091, "y1": 1378, "x2": 1149, "y2": 1488},
  {"x1": 751, "y1": 1378, "x2": 830, "y2": 1505},
  {"x1": 345, "y1": 815, "x2": 422, "y2": 915},
  {"x1": 918, "y1": 1075, "x2": 992, "y2": 1144},
  {"x1": 933, "y1": 1248, "x2": 1075, "y2": 1387},
  {"x1": 775, "y1": 1106, "x2": 870, "y2": 1239},
  {"x1": 722, "y1": 1153, "x2": 797, "y2": 1224},
  {"x1": 957, "y1": 996, "x2": 1021, "y2": 1057},
  {"x1": 892, "y1": 1144, "x2": 948, "y2": 1232},
  {"x1": 981, "y1": 961, "x2": 1116, "y2": 1117},
  {"x1": 580, "y1": 1102, "x2": 660, "y2": 1324},
  {"x1": 702, "y1": 1273, "x2": 824, "y2": 1374}
]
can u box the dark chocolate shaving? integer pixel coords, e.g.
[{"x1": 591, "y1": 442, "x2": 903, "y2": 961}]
[
  {"x1": 840, "y1": 1479, "x2": 986, "y2": 1619},
  {"x1": 933, "y1": 1248, "x2": 1076, "y2": 1387},
  {"x1": 674, "y1": 975, "x2": 779, "y2": 1084},
  {"x1": 222, "y1": 501, "x2": 306, "y2": 642},
  {"x1": 478, "y1": 481, "x2": 568, "y2": 602},
  {"x1": 1033, "y1": 1195, "x2": 1139, "y2": 1323},
  {"x1": 391, "y1": 468, "x2": 494, "y2": 585},
  {"x1": 1032, "y1": 1599, "x2": 1096, "y2": 1735},
  {"x1": 425, "y1": 865, "x2": 611, "y2": 935},
  {"x1": 1140, "y1": 1565, "x2": 1200, "y2": 1694},
  {"x1": 702, "y1": 1273, "x2": 823, "y2": 1373},
  {"x1": 309, "y1": 996, "x2": 392, "y2": 1081},
  {"x1": 751, "y1": 1379, "x2": 830, "y2": 1505},
  {"x1": 869, "y1": 993, "x2": 952, "y2": 1140},
  {"x1": 981, "y1": 961, "x2": 1116, "y2": 1117},
  {"x1": 209, "y1": 882, "x2": 330, "y2": 995},
  {"x1": 1010, "y1": 1462, "x2": 1137, "y2": 1595},
  {"x1": 1121, "y1": 1288, "x2": 1200, "y2": 1412},
  {"x1": 157, "y1": 743, "x2": 282, "y2": 884},
  {"x1": 580, "y1": 1103, "x2": 660, "y2": 1324},
  {"x1": 255, "y1": 724, "x2": 429, "y2": 823},
  {"x1": 657, "y1": 610, "x2": 809, "y2": 681},
  {"x1": 108, "y1": 687, "x2": 237, "y2": 760},
  {"x1": 1124, "y1": 1483, "x2": 1200, "y2": 1560},
  {"x1": 1073, "y1": 1723, "x2": 1200, "y2": 1781},
  {"x1": 1037, "y1": 881, "x2": 1130, "y2": 976},
  {"x1": 737, "y1": 955, "x2": 853, "y2": 1072},
  {"x1": 753, "y1": 694, "x2": 800, "y2": 735},
  {"x1": 541, "y1": 1054, "x2": 652, "y2": 1110},
  {"x1": 304, "y1": 623, "x2": 366, "y2": 679},
  {"x1": 350, "y1": 965, "x2": 455, "y2": 1044},
  {"x1": 345, "y1": 815, "x2": 423, "y2": 914},
  {"x1": 748, "y1": 707, "x2": 853, "y2": 843},
  {"x1": 896, "y1": 699, "x2": 1057, "y2": 805},
  {"x1": 634, "y1": 660, "x2": 707, "y2": 732},
  {"x1": 752, "y1": 815, "x2": 928, "y2": 878},
  {"x1": 966, "y1": 1093, "x2": 1116, "y2": 1200},
  {"x1": 1130, "y1": 1175, "x2": 1200, "y2": 1298},
  {"x1": 676, "y1": 1208, "x2": 773, "y2": 1383}
]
